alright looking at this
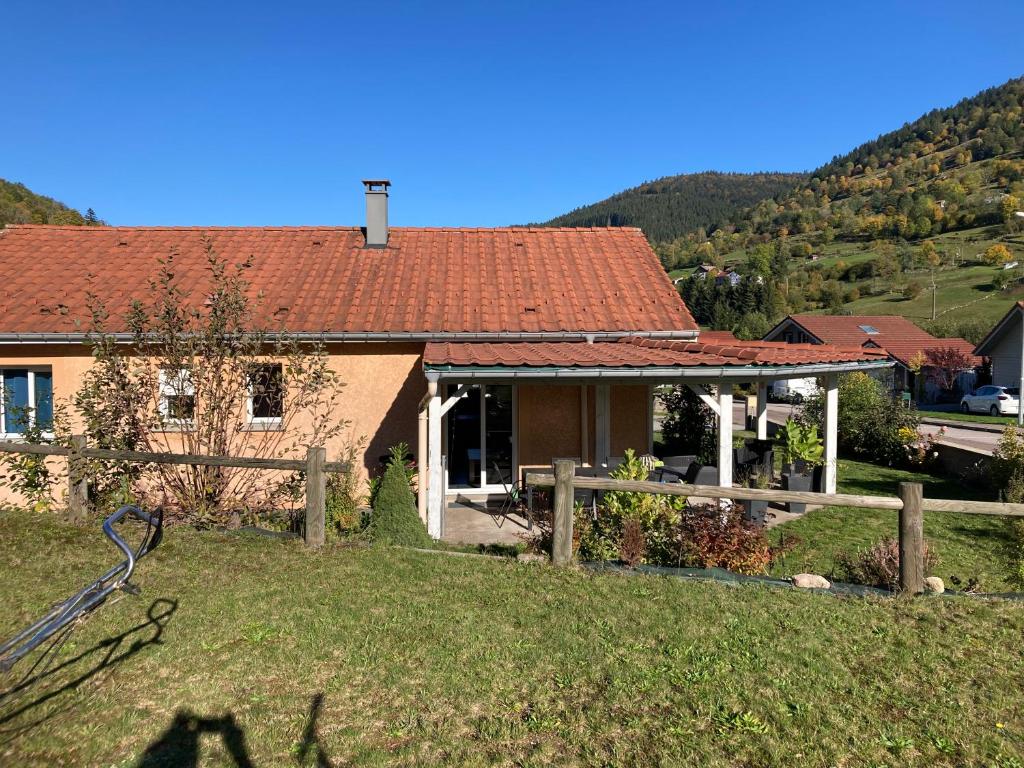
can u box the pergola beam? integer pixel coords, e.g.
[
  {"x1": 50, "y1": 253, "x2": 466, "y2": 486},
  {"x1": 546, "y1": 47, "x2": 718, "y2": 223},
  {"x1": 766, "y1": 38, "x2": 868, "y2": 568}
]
[{"x1": 687, "y1": 383, "x2": 720, "y2": 416}]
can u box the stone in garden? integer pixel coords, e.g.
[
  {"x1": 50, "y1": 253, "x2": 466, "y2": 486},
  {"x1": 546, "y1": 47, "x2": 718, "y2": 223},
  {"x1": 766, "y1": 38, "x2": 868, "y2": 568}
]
[
  {"x1": 792, "y1": 573, "x2": 831, "y2": 590},
  {"x1": 517, "y1": 552, "x2": 548, "y2": 565},
  {"x1": 924, "y1": 576, "x2": 945, "y2": 594}
]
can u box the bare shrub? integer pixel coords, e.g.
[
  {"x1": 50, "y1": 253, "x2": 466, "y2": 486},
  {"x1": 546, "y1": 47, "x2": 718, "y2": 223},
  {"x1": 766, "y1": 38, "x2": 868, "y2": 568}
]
[{"x1": 835, "y1": 537, "x2": 939, "y2": 590}]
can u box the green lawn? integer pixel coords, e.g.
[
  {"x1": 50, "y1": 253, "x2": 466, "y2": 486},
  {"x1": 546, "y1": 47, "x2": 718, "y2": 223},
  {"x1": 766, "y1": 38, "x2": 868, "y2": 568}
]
[
  {"x1": 771, "y1": 459, "x2": 1021, "y2": 592},
  {"x1": 920, "y1": 409, "x2": 1015, "y2": 427},
  {"x1": 2, "y1": 508, "x2": 1024, "y2": 766}
]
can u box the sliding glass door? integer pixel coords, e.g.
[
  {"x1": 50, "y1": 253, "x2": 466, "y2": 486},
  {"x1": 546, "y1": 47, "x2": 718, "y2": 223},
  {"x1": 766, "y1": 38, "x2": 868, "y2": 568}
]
[{"x1": 445, "y1": 384, "x2": 514, "y2": 491}]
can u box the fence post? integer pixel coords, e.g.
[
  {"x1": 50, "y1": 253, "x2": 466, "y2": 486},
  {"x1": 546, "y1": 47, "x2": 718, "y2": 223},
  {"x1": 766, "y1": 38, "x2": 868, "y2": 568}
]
[
  {"x1": 898, "y1": 482, "x2": 924, "y2": 594},
  {"x1": 68, "y1": 434, "x2": 89, "y2": 524},
  {"x1": 552, "y1": 459, "x2": 575, "y2": 566},
  {"x1": 304, "y1": 446, "x2": 326, "y2": 548}
]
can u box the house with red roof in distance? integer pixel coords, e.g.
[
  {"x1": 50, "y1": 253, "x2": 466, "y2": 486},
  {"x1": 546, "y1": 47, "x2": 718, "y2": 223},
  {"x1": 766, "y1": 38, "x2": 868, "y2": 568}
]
[
  {"x1": 763, "y1": 314, "x2": 982, "y2": 399},
  {"x1": 0, "y1": 181, "x2": 891, "y2": 537}
]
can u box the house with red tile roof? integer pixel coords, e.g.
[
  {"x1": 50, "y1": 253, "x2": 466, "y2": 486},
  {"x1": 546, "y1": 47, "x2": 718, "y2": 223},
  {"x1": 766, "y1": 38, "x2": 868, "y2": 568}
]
[
  {"x1": 764, "y1": 314, "x2": 981, "y2": 398},
  {"x1": 0, "y1": 181, "x2": 891, "y2": 536}
]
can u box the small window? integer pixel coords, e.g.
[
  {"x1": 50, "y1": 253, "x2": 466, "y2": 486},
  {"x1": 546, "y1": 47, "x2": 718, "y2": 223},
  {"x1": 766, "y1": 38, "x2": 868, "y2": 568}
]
[
  {"x1": 858, "y1": 324, "x2": 880, "y2": 335},
  {"x1": 0, "y1": 368, "x2": 54, "y2": 436},
  {"x1": 158, "y1": 368, "x2": 195, "y2": 423},
  {"x1": 248, "y1": 364, "x2": 284, "y2": 423}
]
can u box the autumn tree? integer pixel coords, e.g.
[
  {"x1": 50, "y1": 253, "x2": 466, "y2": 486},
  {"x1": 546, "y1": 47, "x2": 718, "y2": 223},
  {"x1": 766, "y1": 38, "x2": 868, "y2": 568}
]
[
  {"x1": 925, "y1": 347, "x2": 976, "y2": 395},
  {"x1": 983, "y1": 243, "x2": 1014, "y2": 266},
  {"x1": 77, "y1": 240, "x2": 348, "y2": 526}
]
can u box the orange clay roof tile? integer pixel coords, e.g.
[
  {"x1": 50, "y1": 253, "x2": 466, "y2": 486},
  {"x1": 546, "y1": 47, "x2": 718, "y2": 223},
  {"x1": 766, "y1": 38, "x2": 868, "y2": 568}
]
[{"x1": 0, "y1": 225, "x2": 696, "y2": 335}]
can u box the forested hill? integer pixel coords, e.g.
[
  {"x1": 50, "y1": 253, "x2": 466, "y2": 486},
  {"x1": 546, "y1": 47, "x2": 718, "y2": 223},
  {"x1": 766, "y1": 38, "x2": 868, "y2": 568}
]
[
  {"x1": 537, "y1": 171, "x2": 806, "y2": 242},
  {"x1": 667, "y1": 75, "x2": 1024, "y2": 342},
  {"x1": 0, "y1": 178, "x2": 99, "y2": 228}
]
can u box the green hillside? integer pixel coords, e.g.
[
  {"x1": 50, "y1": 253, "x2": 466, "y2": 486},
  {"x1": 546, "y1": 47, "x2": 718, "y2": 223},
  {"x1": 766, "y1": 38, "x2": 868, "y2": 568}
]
[
  {"x1": 668, "y1": 76, "x2": 1024, "y2": 341},
  {"x1": 538, "y1": 171, "x2": 806, "y2": 243},
  {"x1": 0, "y1": 178, "x2": 98, "y2": 228}
]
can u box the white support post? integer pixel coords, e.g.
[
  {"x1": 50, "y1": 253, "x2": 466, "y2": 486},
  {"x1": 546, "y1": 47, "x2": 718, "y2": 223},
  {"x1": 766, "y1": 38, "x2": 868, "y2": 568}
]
[
  {"x1": 579, "y1": 385, "x2": 589, "y2": 466},
  {"x1": 717, "y1": 382, "x2": 733, "y2": 493},
  {"x1": 426, "y1": 379, "x2": 443, "y2": 539},
  {"x1": 756, "y1": 381, "x2": 768, "y2": 440},
  {"x1": 823, "y1": 373, "x2": 839, "y2": 495},
  {"x1": 417, "y1": 381, "x2": 436, "y2": 524},
  {"x1": 595, "y1": 384, "x2": 610, "y2": 466}
]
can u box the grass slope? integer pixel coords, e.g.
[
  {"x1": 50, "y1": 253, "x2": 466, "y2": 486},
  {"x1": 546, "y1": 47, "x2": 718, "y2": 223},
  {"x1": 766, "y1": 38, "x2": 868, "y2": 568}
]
[
  {"x1": 772, "y1": 459, "x2": 1020, "y2": 592},
  {"x1": 1, "y1": 508, "x2": 1024, "y2": 766}
]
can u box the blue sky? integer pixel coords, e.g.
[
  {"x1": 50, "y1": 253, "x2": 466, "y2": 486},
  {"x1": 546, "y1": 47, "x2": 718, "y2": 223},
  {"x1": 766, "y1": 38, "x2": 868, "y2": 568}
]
[{"x1": 3, "y1": 1, "x2": 1022, "y2": 227}]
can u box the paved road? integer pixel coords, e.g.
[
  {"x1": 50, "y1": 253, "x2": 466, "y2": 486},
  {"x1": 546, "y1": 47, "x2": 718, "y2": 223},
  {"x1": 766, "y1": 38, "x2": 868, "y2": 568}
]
[{"x1": 731, "y1": 401, "x2": 1000, "y2": 455}]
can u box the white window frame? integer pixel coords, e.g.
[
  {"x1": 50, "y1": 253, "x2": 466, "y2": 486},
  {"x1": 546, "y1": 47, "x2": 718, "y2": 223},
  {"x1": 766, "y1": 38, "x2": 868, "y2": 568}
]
[
  {"x1": 158, "y1": 368, "x2": 195, "y2": 426},
  {"x1": 246, "y1": 363, "x2": 285, "y2": 428},
  {"x1": 0, "y1": 367, "x2": 54, "y2": 440}
]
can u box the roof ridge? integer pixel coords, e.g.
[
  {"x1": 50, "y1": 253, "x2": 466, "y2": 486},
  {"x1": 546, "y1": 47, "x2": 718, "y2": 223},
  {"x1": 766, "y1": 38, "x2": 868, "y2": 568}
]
[{"x1": 2, "y1": 224, "x2": 647, "y2": 234}]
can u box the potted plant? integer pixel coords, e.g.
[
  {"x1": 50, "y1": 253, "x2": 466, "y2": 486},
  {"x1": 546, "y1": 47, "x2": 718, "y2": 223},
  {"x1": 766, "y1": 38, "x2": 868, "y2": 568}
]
[{"x1": 775, "y1": 419, "x2": 824, "y2": 514}]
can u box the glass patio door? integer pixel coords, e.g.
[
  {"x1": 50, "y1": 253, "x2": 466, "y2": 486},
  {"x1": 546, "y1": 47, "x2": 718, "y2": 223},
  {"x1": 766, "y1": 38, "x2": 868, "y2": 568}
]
[{"x1": 445, "y1": 384, "x2": 514, "y2": 490}]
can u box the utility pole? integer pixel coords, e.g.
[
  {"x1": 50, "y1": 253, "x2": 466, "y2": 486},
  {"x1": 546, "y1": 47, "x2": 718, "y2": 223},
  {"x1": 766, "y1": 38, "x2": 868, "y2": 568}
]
[{"x1": 931, "y1": 269, "x2": 937, "y2": 321}]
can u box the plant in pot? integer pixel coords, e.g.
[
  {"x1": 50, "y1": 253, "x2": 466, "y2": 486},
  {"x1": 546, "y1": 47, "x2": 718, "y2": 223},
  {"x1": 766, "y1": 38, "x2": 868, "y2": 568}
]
[
  {"x1": 775, "y1": 419, "x2": 824, "y2": 514},
  {"x1": 741, "y1": 466, "x2": 772, "y2": 526}
]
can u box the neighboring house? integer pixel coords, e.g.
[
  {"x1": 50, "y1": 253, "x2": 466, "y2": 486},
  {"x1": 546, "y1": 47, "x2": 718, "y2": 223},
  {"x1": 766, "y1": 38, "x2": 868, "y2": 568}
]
[
  {"x1": 764, "y1": 314, "x2": 980, "y2": 397},
  {"x1": 693, "y1": 264, "x2": 720, "y2": 280},
  {"x1": 974, "y1": 301, "x2": 1024, "y2": 389},
  {"x1": 715, "y1": 268, "x2": 742, "y2": 287},
  {"x1": 0, "y1": 181, "x2": 891, "y2": 537}
]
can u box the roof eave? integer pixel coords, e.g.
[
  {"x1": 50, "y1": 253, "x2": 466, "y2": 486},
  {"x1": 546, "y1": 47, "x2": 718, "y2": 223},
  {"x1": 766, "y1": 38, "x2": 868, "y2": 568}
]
[{"x1": 423, "y1": 359, "x2": 894, "y2": 381}]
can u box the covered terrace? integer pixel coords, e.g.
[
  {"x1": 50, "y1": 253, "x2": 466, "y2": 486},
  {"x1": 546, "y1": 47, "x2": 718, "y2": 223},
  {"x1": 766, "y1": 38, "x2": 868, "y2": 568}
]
[{"x1": 417, "y1": 336, "x2": 892, "y2": 539}]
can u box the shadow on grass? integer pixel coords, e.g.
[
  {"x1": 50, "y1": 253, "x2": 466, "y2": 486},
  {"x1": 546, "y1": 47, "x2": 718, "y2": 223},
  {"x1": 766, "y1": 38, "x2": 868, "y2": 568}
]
[
  {"x1": 0, "y1": 598, "x2": 177, "y2": 742},
  {"x1": 135, "y1": 711, "x2": 255, "y2": 767},
  {"x1": 135, "y1": 692, "x2": 332, "y2": 767}
]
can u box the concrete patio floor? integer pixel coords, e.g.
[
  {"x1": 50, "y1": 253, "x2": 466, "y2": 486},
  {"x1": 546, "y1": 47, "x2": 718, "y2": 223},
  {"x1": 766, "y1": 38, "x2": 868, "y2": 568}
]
[{"x1": 441, "y1": 496, "x2": 534, "y2": 546}]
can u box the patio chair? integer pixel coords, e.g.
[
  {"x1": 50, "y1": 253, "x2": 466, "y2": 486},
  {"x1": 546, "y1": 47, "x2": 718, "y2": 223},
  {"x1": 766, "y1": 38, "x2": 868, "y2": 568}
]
[
  {"x1": 651, "y1": 466, "x2": 687, "y2": 484},
  {"x1": 684, "y1": 463, "x2": 719, "y2": 486},
  {"x1": 492, "y1": 461, "x2": 526, "y2": 527}
]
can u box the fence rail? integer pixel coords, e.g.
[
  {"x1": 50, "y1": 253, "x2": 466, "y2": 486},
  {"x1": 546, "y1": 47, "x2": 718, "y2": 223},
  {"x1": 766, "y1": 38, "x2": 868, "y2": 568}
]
[
  {"x1": 0, "y1": 438, "x2": 349, "y2": 548},
  {"x1": 528, "y1": 461, "x2": 1024, "y2": 593}
]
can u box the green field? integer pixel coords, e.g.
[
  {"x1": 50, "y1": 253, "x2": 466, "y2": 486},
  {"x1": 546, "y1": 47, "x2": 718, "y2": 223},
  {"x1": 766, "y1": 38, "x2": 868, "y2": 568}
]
[
  {"x1": 712, "y1": 225, "x2": 1024, "y2": 330},
  {"x1": 2, "y1": 504, "x2": 1024, "y2": 766}
]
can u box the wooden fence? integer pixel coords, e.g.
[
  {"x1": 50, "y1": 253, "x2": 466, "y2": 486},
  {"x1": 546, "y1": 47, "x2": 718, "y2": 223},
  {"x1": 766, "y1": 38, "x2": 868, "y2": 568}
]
[
  {"x1": 0, "y1": 437, "x2": 349, "y2": 548},
  {"x1": 528, "y1": 460, "x2": 1024, "y2": 593}
]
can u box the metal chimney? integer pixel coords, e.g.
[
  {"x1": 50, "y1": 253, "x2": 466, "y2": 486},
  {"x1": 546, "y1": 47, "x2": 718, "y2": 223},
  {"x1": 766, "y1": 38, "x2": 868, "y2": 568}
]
[{"x1": 362, "y1": 179, "x2": 390, "y2": 248}]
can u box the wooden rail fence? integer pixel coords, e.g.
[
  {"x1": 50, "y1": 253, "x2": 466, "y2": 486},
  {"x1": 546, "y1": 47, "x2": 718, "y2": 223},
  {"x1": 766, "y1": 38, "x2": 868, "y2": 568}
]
[
  {"x1": 0, "y1": 437, "x2": 349, "y2": 548},
  {"x1": 528, "y1": 460, "x2": 1024, "y2": 593}
]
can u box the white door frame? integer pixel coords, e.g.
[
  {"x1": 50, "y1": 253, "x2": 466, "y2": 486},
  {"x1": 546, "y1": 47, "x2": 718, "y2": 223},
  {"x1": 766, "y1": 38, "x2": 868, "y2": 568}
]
[{"x1": 444, "y1": 382, "x2": 517, "y2": 495}]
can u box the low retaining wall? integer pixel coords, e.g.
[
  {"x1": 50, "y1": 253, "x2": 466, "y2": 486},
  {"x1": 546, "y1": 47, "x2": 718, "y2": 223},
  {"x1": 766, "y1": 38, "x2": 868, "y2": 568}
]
[{"x1": 933, "y1": 440, "x2": 992, "y2": 478}]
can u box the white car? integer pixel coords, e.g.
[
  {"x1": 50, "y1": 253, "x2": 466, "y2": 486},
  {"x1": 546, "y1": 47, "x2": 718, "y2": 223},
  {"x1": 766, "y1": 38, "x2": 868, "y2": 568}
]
[
  {"x1": 960, "y1": 385, "x2": 1020, "y2": 416},
  {"x1": 771, "y1": 377, "x2": 818, "y2": 404}
]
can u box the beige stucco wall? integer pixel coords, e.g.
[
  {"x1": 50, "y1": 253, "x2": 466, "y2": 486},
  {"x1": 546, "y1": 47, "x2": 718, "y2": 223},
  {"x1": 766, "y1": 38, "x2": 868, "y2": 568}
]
[
  {"x1": 0, "y1": 342, "x2": 425, "y2": 507},
  {"x1": 0, "y1": 343, "x2": 654, "y2": 507}
]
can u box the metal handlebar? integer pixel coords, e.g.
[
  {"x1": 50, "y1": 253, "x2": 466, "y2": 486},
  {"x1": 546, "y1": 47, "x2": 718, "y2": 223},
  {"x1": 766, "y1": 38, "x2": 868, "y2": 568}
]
[{"x1": 0, "y1": 505, "x2": 163, "y2": 672}]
